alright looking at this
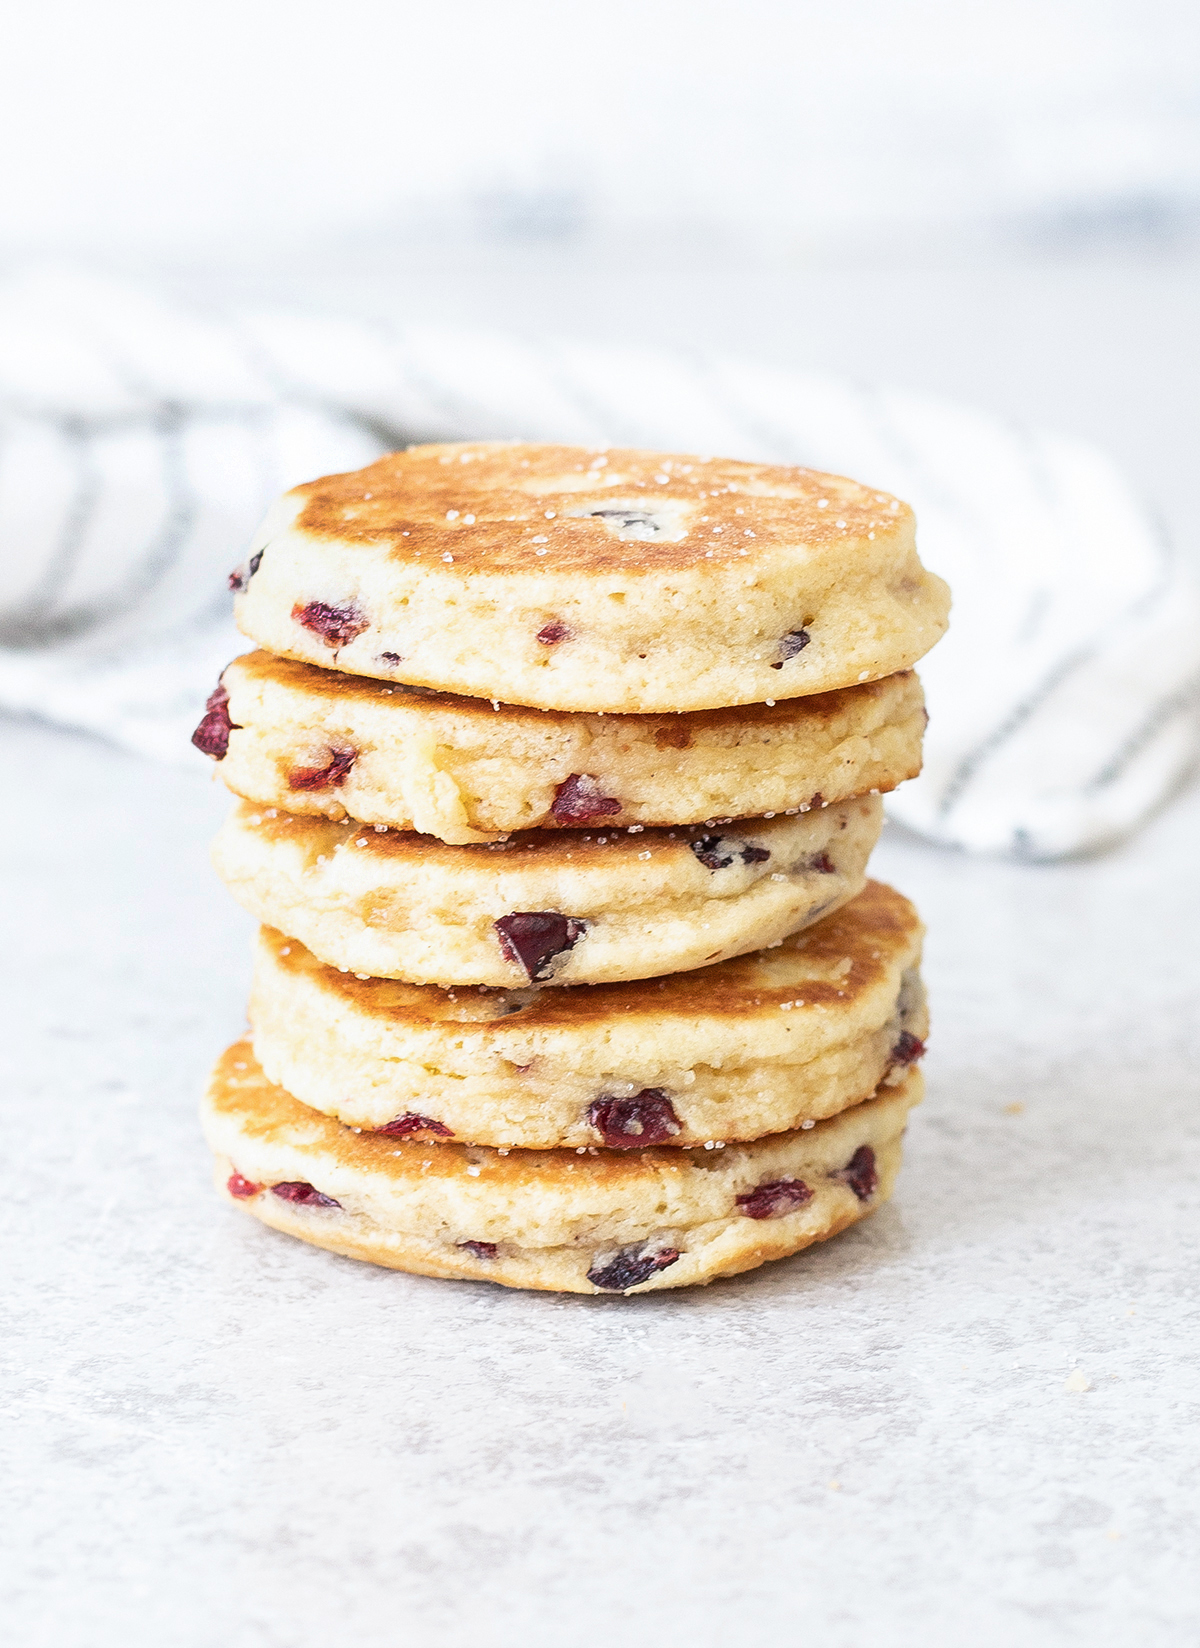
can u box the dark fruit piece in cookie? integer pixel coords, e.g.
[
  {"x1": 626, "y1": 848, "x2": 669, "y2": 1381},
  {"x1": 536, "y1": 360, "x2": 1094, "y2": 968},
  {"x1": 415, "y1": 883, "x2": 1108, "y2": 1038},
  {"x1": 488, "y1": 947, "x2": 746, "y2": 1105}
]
[
  {"x1": 270, "y1": 1181, "x2": 342, "y2": 1208},
  {"x1": 802, "y1": 851, "x2": 837, "y2": 875},
  {"x1": 494, "y1": 913, "x2": 587, "y2": 981},
  {"x1": 551, "y1": 773, "x2": 622, "y2": 824},
  {"x1": 458, "y1": 1241, "x2": 498, "y2": 1259},
  {"x1": 375, "y1": 1113, "x2": 454, "y2": 1139},
  {"x1": 736, "y1": 1177, "x2": 814, "y2": 1219},
  {"x1": 691, "y1": 835, "x2": 771, "y2": 871},
  {"x1": 891, "y1": 1031, "x2": 925, "y2": 1064},
  {"x1": 288, "y1": 748, "x2": 357, "y2": 791},
  {"x1": 227, "y1": 1172, "x2": 262, "y2": 1199},
  {"x1": 587, "y1": 1091, "x2": 681, "y2": 1148},
  {"x1": 191, "y1": 683, "x2": 239, "y2": 760},
  {"x1": 771, "y1": 629, "x2": 811, "y2": 667},
  {"x1": 227, "y1": 549, "x2": 263, "y2": 593},
  {"x1": 588, "y1": 1244, "x2": 681, "y2": 1291},
  {"x1": 291, "y1": 600, "x2": 369, "y2": 649},
  {"x1": 537, "y1": 620, "x2": 571, "y2": 645},
  {"x1": 834, "y1": 1146, "x2": 877, "y2": 1201}
]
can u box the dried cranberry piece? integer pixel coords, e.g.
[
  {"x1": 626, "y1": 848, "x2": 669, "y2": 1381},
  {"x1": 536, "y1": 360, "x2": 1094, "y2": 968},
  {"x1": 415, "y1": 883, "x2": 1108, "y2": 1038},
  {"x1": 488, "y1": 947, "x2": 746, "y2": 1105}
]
[
  {"x1": 227, "y1": 549, "x2": 263, "y2": 593},
  {"x1": 588, "y1": 1245, "x2": 681, "y2": 1292},
  {"x1": 375, "y1": 1112, "x2": 454, "y2": 1138},
  {"x1": 227, "y1": 1172, "x2": 262, "y2": 1199},
  {"x1": 551, "y1": 773, "x2": 622, "y2": 824},
  {"x1": 271, "y1": 1181, "x2": 341, "y2": 1209},
  {"x1": 736, "y1": 1177, "x2": 814, "y2": 1220},
  {"x1": 891, "y1": 1031, "x2": 925, "y2": 1065},
  {"x1": 691, "y1": 835, "x2": 771, "y2": 871},
  {"x1": 378, "y1": 651, "x2": 402, "y2": 665},
  {"x1": 494, "y1": 912, "x2": 587, "y2": 981},
  {"x1": 834, "y1": 1146, "x2": 877, "y2": 1201},
  {"x1": 537, "y1": 620, "x2": 571, "y2": 645},
  {"x1": 588, "y1": 1091, "x2": 681, "y2": 1148},
  {"x1": 191, "y1": 682, "x2": 240, "y2": 760},
  {"x1": 804, "y1": 851, "x2": 837, "y2": 875},
  {"x1": 458, "y1": 1241, "x2": 498, "y2": 1259},
  {"x1": 771, "y1": 630, "x2": 811, "y2": 667},
  {"x1": 288, "y1": 747, "x2": 358, "y2": 791},
  {"x1": 292, "y1": 600, "x2": 369, "y2": 649}
]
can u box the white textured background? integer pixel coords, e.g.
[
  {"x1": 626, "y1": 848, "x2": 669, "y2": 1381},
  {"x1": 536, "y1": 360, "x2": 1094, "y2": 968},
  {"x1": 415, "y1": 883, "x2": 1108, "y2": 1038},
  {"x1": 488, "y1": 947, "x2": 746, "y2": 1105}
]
[
  {"x1": 2, "y1": 0, "x2": 1199, "y2": 255},
  {"x1": 4, "y1": 3, "x2": 1200, "y2": 1643}
]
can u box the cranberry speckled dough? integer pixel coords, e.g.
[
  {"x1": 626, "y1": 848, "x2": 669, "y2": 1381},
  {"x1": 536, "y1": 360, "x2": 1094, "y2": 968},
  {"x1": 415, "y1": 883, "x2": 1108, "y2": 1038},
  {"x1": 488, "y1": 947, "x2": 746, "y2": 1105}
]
[
  {"x1": 232, "y1": 442, "x2": 950, "y2": 713},
  {"x1": 247, "y1": 880, "x2": 927, "y2": 1148},
  {"x1": 210, "y1": 795, "x2": 883, "y2": 987},
  {"x1": 203, "y1": 1040, "x2": 922, "y2": 1294},
  {"x1": 205, "y1": 650, "x2": 926, "y2": 843}
]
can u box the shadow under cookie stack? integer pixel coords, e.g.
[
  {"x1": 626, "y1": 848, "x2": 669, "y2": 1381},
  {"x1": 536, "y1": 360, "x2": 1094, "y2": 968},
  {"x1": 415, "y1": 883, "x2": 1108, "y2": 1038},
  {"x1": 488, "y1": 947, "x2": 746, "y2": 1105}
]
[{"x1": 194, "y1": 442, "x2": 950, "y2": 1296}]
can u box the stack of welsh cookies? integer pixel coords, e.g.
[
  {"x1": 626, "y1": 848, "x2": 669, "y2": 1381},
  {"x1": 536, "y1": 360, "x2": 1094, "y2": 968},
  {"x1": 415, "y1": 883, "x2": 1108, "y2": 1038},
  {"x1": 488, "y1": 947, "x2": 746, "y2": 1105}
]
[{"x1": 194, "y1": 443, "x2": 950, "y2": 1296}]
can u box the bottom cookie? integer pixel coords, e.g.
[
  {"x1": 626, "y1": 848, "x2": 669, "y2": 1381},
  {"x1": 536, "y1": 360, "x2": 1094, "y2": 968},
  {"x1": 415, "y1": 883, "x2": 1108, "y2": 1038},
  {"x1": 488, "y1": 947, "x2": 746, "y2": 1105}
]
[{"x1": 202, "y1": 1042, "x2": 921, "y2": 1294}]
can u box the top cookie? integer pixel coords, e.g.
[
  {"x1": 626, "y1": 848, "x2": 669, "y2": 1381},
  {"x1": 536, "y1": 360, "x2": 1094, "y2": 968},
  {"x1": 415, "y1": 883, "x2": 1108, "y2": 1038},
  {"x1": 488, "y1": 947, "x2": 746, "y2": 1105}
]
[{"x1": 233, "y1": 442, "x2": 950, "y2": 713}]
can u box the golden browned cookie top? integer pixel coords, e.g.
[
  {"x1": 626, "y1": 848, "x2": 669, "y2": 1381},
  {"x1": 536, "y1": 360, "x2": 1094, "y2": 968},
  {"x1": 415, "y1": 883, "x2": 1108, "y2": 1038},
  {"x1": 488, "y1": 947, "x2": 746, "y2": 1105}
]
[
  {"x1": 246, "y1": 876, "x2": 927, "y2": 1146},
  {"x1": 261, "y1": 876, "x2": 921, "y2": 1030},
  {"x1": 210, "y1": 795, "x2": 883, "y2": 986},
  {"x1": 233, "y1": 442, "x2": 950, "y2": 712},
  {"x1": 289, "y1": 442, "x2": 908, "y2": 575},
  {"x1": 203, "y1": 1040, "x2": 920, "y2": 1291},
  {"x1": 207, "y1": 1037, "x2": 919, "y2": 1197},
  {"x1": 223, "y1": 645, "x2": 911, "y2": 733}
]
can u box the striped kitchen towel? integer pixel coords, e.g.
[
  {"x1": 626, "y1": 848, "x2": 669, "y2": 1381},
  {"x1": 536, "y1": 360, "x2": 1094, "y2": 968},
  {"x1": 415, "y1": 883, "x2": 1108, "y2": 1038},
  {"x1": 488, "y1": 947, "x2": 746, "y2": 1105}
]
[{"x1": 1, "y1": 267, "x2": 1196, "y2": 857}]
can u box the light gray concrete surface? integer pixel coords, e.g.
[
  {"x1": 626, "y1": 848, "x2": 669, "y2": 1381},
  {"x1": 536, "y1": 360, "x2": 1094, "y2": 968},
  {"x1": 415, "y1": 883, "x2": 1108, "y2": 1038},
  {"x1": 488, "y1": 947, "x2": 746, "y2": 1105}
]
[
  {"x1": 5, "y1": 719, "x2": 1199, "y2": 1647},
  {"x1": 5, "y1": 247, "x2": 1200, "y2": 1645}
]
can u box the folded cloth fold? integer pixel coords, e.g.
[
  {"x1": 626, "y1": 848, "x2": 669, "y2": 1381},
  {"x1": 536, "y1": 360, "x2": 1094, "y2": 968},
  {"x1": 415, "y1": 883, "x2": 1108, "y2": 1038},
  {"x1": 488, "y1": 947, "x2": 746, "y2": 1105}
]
[{"x1": 1, "y1": 268, "x2": 1196, "y2": 856}]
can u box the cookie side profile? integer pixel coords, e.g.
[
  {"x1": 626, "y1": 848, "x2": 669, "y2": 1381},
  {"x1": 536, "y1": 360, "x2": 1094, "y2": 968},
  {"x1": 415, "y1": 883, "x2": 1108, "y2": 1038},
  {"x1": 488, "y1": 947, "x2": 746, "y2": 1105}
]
[
  {"x1": 203, "y1": 1041, "x2": 921, "y2": 1294},
  {"x1": 233, "y1": 443, "x2": 950, "y2": 712},
  {"x1": 211, "y1": 795, "x2": 883, "y2": 986},
  {"x1": 207, "y1": 650, "x2": 925, "y2": 843},
  {"x1": 248, "y1": 880, "x2": 927, "y2": 1146}
]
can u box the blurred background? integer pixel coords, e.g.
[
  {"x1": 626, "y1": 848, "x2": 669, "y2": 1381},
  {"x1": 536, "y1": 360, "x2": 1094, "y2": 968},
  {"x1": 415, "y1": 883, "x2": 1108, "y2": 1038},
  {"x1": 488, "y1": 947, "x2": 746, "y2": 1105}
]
[
  {"x1": 2, "y1": 0, "x2": 1197, "y2": 410},
  {"x1": 2, "y1": 0, "x2": 1198, "y2": 589},
  {"x1": 5, "y1": 0, "x2": 1199, "y2": 260}
]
